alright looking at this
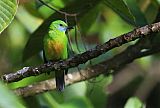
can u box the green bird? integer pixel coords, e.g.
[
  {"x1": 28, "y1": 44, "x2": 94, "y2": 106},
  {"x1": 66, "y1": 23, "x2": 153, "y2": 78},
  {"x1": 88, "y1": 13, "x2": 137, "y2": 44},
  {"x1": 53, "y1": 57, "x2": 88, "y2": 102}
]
[{"x1": 43, "y1": 20, "x2": 70, "y2": 91}]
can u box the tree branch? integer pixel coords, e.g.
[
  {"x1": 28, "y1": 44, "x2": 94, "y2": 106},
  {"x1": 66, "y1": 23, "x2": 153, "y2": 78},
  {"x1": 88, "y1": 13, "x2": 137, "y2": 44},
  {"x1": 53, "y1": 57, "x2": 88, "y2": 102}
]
[
  {"x1": 2, "y1": 22, "x2": 160, "y2": 83},
  {"x1": 14, "y1": 38, "x2": 160, "y2": 97}
]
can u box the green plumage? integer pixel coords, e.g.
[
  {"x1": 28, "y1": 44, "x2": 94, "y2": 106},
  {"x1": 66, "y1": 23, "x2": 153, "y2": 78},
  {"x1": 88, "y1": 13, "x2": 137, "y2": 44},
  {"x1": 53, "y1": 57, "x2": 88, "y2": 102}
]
[{"x1": 43, "y1": 20, "x2": 68, "y2": 91}]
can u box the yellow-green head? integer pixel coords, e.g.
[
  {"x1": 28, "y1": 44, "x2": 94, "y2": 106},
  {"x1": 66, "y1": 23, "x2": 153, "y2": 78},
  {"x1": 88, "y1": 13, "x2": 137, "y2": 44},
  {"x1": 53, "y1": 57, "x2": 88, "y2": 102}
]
[{"x1": 49, "y1": 20, "x2": 68, "y2": 32}]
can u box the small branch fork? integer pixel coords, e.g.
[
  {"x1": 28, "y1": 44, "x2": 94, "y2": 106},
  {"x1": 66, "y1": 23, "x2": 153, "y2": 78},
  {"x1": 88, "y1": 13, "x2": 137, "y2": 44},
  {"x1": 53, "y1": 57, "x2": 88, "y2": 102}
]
[{"x1": 2, "y1": 22, "x2": 160, "y2": 84}]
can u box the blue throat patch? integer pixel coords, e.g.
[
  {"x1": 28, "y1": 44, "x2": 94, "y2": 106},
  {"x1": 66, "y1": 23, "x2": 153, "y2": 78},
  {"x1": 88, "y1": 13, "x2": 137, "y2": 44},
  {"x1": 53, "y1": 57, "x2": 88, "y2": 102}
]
[{"x1": 58, "y1": 26, "x2": 67, "y2": 32}]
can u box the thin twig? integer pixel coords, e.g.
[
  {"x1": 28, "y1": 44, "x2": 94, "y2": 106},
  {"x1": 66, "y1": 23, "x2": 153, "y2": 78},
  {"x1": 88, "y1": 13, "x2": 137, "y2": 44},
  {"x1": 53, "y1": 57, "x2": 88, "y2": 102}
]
[{"x1": 38, "y1": 0, "x2": 78, "y2": 16}]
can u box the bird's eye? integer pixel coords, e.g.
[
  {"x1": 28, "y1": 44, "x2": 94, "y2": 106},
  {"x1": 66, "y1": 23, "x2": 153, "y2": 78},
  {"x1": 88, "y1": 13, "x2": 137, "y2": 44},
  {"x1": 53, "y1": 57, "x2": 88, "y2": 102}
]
[{"x1": 59, "y1": 24, "x2": 63, "y2": 26}]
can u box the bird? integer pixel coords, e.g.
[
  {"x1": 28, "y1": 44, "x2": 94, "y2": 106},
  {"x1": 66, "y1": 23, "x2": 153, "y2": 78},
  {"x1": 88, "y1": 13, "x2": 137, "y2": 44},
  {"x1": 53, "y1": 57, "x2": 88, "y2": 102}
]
[{"x1": 43, "y1": 20, "x2": 70, "y2": 91}]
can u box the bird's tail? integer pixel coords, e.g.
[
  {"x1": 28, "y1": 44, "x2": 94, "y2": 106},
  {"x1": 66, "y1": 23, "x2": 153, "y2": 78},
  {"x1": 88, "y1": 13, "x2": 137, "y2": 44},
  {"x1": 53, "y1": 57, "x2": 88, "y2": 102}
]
[{"x1": 55, "y1": 70, "x2": 65, "y2": 91}]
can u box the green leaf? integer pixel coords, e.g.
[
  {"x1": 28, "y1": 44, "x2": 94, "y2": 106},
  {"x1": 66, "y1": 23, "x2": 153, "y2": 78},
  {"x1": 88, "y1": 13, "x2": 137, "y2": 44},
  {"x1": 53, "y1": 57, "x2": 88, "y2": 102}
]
[
  {"x1": 104, "y1": 0, "x2": 135, "y2": 25},
  {"x1": 43, "y1": 93, "x2": 60, "y2": 108},
  {"x1": 8, "y1": 72, "x2": 55, "y2": 89},
  {"x1": 0, "y1": 0, "x2": 18, "y2": 34},
  {"x1": 124, "y1": 0, "x2": 148, "y2": 26},
  {"x1": 23, "y1": 0, "x2": 103, "y2": 62},
  {"x1": 64, "y1": 82, "x2": 87, "y2": 101},
  {"x1": 124, "y1": 97, "x2": 144, "y2": 108},
  {"x1": 0, "y1": 81, "x2": 25, "y2": 108},
  {"x1": 38, "y1": 0, "x2": 66, "y2": 8},
  {"x1": 79, "y1": 3, "x2": 101, "y2": 34},
  {"x1": 61, "y1": 97, "x2": 93, "y2": 108},
  {"x1": 137, "y1": 0, "x2": 159, "y2": 23}
]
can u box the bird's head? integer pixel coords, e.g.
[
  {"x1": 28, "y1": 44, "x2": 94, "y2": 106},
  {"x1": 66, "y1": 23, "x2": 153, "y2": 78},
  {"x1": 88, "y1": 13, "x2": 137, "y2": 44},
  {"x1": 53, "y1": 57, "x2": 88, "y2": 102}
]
[{"x1": 49, "y1": 20, "x2": 71, "y2": 32}]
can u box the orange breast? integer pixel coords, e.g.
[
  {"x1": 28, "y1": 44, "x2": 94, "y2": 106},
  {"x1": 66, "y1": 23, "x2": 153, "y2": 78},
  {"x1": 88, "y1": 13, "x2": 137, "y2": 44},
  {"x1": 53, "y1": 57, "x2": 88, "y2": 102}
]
[{"x1": 46, "y1": 40, "x2": 64, "y2": 60}]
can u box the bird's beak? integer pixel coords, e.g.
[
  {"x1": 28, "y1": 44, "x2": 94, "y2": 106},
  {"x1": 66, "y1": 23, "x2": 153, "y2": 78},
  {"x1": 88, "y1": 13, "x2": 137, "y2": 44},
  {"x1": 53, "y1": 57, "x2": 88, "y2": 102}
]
[{"x1": 67, "y1": 26, "x2": 73, "y2": 30}]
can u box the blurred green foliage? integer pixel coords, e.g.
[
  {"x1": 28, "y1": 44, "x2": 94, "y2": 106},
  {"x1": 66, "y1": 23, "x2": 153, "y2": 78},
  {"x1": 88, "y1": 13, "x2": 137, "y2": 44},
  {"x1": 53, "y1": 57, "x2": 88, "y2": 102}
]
[
  {"x1": 0, "y1": 0, "x2": 18, "y2": 33},
  {"x1": 0, "y1": 82, "x2": 25, "y2": 108},
  {"x1": 124, "y1": 97, "x2": 144, "y2": 108},
  {"x1": 0, "y1": 0, "x2": 159, "y2": 108}
]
